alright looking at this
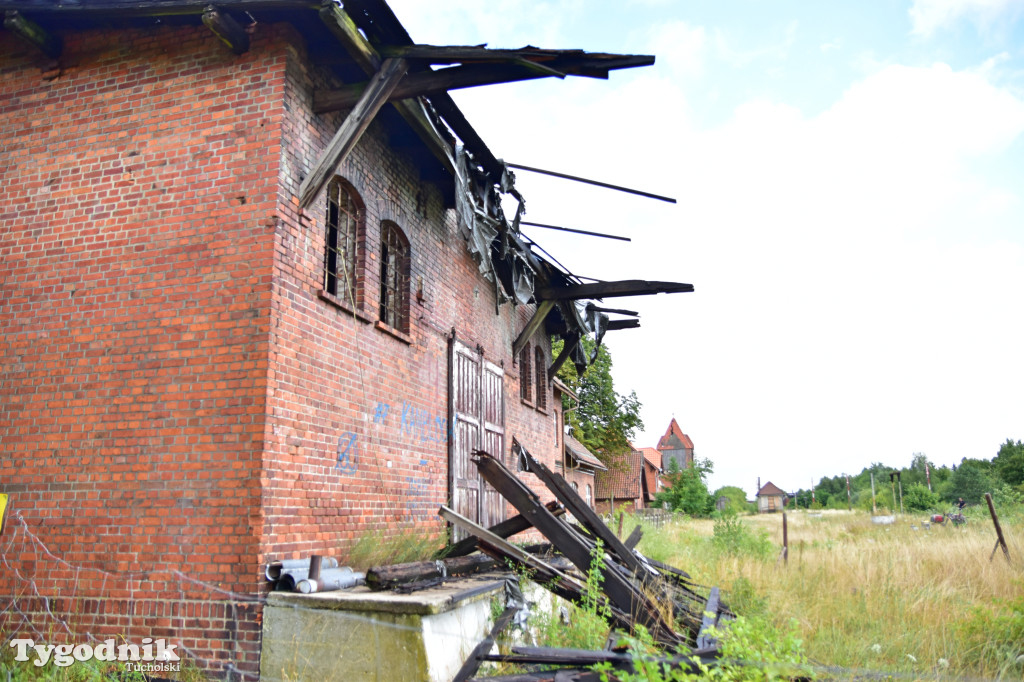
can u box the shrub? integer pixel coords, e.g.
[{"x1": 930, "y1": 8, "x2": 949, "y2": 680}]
[
  {"x1": 711, "y1": 515, "x2": 774, "y2": 560},
  {"x1": 903, "y1": 483, "x2": 939, "y2": 511}
]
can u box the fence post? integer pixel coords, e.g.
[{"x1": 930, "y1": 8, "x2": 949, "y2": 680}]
[
  {"x1": 782, "y1": 512, "x2": 789, "y2": 565},
  {"x1": 984, "y1": 493, "x2": 1011, "y2": 563}
]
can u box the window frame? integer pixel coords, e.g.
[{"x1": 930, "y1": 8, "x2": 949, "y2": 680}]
[
  {"x1": 322, "y1": 177, "x2": 365, "y2": 312},
  {"x1": 378, "y1": 220, "x2": 411, "y2": 338}
]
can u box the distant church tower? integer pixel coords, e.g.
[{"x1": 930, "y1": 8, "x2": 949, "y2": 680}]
[{"x1": 656, "y1": 418, "x2": 694, "y2": 471}]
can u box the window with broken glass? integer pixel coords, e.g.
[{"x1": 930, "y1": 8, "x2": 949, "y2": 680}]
[
  {"x1": 534, "y1": 346, "x2": 547, "y2": 411},
  {"x1": 519, "y1": 345, "x2": 532, "y2": 404},
  {"x1": 324, "y1": 178, "x2": 362, "y2": 306},
  {"x1": 379, "y1": 221, "x2": 410, "y2": 334}
]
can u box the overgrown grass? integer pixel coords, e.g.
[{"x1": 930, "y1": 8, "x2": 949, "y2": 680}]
[
  {"x1": 634, "y1": 508, "x2": 1024, "y2": 680},
  {"x1": 0, "y1": 641, "x2": 209, "y2": 681},
  {"x1": 344, "y1": 528, "x2": 444, "y2": 570}
]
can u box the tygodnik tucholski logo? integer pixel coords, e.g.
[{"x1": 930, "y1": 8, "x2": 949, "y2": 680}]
[{"x1": 9, "y1": 637, "x2": 181, "y2": 672}]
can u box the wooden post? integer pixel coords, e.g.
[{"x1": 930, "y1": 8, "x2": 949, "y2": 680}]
[
  {"x1": 845, "y1": 475, "x2": 852, "y2": 511},
  {"x1": 782, "y1": 512, "x2": 788, "y2": 565},
  {"x1": 871, "y1": 473, "x2": 877, "y2": 515},
  {"x1": 896, "y1": 472, "x2": 904, "y2": 515},
  {"x1": 617, "y1": 511, "x2": 624, "y2": 539},
  {"x1": 985, "y1": 493, "x2": 1011, "y2": 563}
]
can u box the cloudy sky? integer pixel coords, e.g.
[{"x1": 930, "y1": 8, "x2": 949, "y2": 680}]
[{"x1": 388, "y1": 0, "x2": 1024, "y2": 497}]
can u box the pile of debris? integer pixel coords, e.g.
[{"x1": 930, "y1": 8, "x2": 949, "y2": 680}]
[{"x1": 437, "y1": 447, "x2": 733, "y2": 681}]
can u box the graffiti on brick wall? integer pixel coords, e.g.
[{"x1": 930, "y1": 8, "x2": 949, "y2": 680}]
[
  {"x1": 335, "y1": 432, "x2": 358, "y2": 475},
  {"x1": 405, "y1": 463, "x2": 433, "y2": 519},
  {"x1": 370, "y1": 400, "x2": 452, "y2": 443}
]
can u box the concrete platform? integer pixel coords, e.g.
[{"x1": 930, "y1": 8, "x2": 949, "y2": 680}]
[{"x1": 260, "y1": 573, "x2": 507, "y2": 682}]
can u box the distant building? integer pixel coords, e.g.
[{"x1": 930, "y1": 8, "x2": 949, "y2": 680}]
[
  {"x1": 756, "y1": 481, "x2": 788, "y2": 513},
  {"x1": 657, "y1": 418, "x2": 694, "y2": 471},
  {"x1": 594, "y1": 449, "x2": 645, "y2": 515}
]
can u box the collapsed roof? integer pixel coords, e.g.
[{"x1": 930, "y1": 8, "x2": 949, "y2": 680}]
[{"x1": 2, "y1": 0, "x2": 694, "y2": 374}]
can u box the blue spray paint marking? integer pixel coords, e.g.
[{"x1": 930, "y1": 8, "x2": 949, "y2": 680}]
[
  {"x1": 372, "y1": 402, "x2": 390, "y2": 425},
  {"x1": 335, "y1": 432, "x2": 358, "y2": 475},
  {"x1": 405, "y1": 476, "x2": 432, "y2": 518},
  {"x1": 401, "y1": 402, "x2": 450, "y2": 443}
]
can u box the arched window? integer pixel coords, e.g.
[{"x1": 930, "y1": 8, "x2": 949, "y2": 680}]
[
  {"x1": 324, "y1": 178, "x2": 364, "y2": 306},
  {"x1": 379, "y1": 221, "x2": 410, "y2": 333},
  {"x1": 585, "y1": 484, "x2": 593, "y2": 507},
  {"x1": 519, "y1": 344, "x2": 532, "y2": 403},
  {"x1": 534, "y1": 346, "x2": 547, "y2": 411}
]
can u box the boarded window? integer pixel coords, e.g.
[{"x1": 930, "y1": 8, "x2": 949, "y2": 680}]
[
  {"x1": 325, "y1": 178, "x2": 363, "y2": 305},
  {"x1": 379, "y1": 221, "x2": 410, "y2": 333},
  {"x1": 450, "y1": 340, "x2": 506, "y2": 538},
  {"x1": 518, "y1": 345, "x2": 532, "y2": 403},
  {"x1": 534, "y1": 346, "x2": 547, "y2": 411}
]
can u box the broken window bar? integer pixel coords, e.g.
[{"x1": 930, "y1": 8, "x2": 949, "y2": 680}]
[
  {"x1": 507, "y1": 162, "x2": 677, "y2": 204},
  {"x1": 520, "y1": 221, "x2": 631, "y2": 242}
]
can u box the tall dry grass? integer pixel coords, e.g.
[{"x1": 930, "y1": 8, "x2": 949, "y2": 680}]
[{"x1": 638, "y1": 509, "x2": 1024, "y2": 680}]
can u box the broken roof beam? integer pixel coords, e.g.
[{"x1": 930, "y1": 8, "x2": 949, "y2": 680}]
[
  {"x1": 606, "y1": 319, "x2": 640, "y2": 331},
  {"x1": 314, "y1": 54, "x2": 655, "y2": 113},
  {"x1": 511, "y1": 300, "x2": 556, "y2": 360},
  {"x1": 538, "y1": 279, "x2": 694, "y2": 301},
  {"x1": 379, "y1": 43, "x2": 651, "y2": 65},
  {"x1": 318, "y1": 2, "x2": 455, "y2": 173},
  {"x1": 297, "y1": 57, "x2": 408, "y2": 210},
  {"x1": 201, "y1": 5, "x2": 249, "y2": 55},
  {"x1": 4, "y1": 10, "x2": 62, "y2": 59}
]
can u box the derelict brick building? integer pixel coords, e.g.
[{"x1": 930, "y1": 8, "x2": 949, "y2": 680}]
[{"x1": 0, "y1": 0, "x2": 690, "y2": 675}]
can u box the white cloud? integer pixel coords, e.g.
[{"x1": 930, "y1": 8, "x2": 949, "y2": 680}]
[
  {"x1": 909, "y1": 0, "x2": 1020, "y2": 38},
  {"x1": 645, "y1": 21, "x2": 707, "y2": 79}
]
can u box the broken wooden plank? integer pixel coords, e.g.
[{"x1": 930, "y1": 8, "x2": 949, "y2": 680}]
[
  {"x1": 377, "y1": 44, "x2": 652, "y2": 66},
  {"x1": 472, "y1": 452, "x2": 683, "y2": 646},
  {"x1": 548, "y1": 332, "x2": 580, "y2": 382},
  {"x1": 520, "y1": 222, "x2": 631, "y2": 242},
  {"x1": 507, "y1": 163, "x2": 676, "y2": 204},
  {"x1": 605, "y1": 319, "x2": 641, "y2": 331},
  {"x1": 623, "y1": 525, "x2": 643, "y2": 550},
  {"x1": 4, "y1": 10, "x2": 61, "y2": 59},
  {"x1": 586, "y1": 305, "x2": 639, "y2": 316},
  {"x1": 453, "y1": 605, "x2": 520, "y2": 682},
  {"x1": 696, "y1": 586, "x2": 721, "y2": 650},
  {"x1": 201, "y1": 5, "x2": 249, "y2": 54},
  {"x1": 365, "y1": 553, "x2": 494, "y2": 591},
  {"x1": 512, "y1": 300, "x2": 556, "y2": 360},
  {"x1": 437, "y1": 499, "x2": 564, "y2": 559},
  {"x1": 537, "y1": 280, "x2": 694, "y2": 301},
  {"x1": 318, "y1": 2, "x2": 456, "y2": 174},
  {"x1": 297, "y1": 57, "x2": 408, "y2": 210}
]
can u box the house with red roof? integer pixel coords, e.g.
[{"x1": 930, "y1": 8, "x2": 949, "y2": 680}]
[
  {"x1": 756, "y1": 481, "x2": 788, "y2": 513},
  {"x1": 594, "y1": 448, "x2": 646, "y2": 515}
]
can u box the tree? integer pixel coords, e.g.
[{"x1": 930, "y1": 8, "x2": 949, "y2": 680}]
[
  {"x1": 655, "y1": 457, "x2": 714, "y2": 516},
  {"x1": 903, "y1": 483, "x2": 939, "y2": 511},
  {"x1": 553, "y1": 336, "x2": 643, "y2": 460},
  {"x1": 712, "y1": 486, "x2": 754, "y2": 515},
  {"x1": 946, "y1": 458, "x2": 995, "y2": 505},
  {"x1": 993, "y1": 439, "x2": 1024, "y2": 489}
]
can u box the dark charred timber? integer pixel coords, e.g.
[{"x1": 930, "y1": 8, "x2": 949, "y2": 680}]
[
  {"x1": 365, "y1": 552, "x2": 494, "y2": 590},
  {"x1": 436, "y1": 500, "x2": 564, "y2": 559},
  {"x1": 4, "y1": 10, "x2": 62, "y2": 58},
  {"x1": 623, "y1": 525, "x2": 643, "y2": 550},
  {"x1": 605, "y1": 319, "x2": 641, "y2": 330},
  {"x1": 547, "y1": 332, "x2": 580, "y2": 382},
  {"x1": 696, "y1": 586, "x2": 722, "y2": 650},
  {"x1": 201, "y1": 5, "x2": 249, "y2": 54},
  {"x1": 472, "y1": 451, "x2": 683, "y2": 647},
  {"x1": 453, "y1": 605, "x2": 520, "y2": 682},
  {"x1": 537, "y1": 280, "x2": 694, "y2": 301}
]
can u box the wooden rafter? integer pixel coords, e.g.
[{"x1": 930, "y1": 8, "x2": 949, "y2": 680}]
[
  {"x1": 201, "y1": 5, "x2": 249, "y2": 55},
  {"x1": 605, "y1": 319, "x2": 640, "y2": 331},
  {"x1": 537, "y1": 279, "x2": 694, "y2": 301},
  {"x1": 297, "y1": 57, "x2": 408, "y2": 210},
  {"x1": 4, "y1": 10, "x2": 61, "y2": 59},
  {"x1": 318, "y1": 2, "x2": 455, "y2": 174},
  {"x1": 313, "y1": 52, "x2": 653, "y2": 114},
  {"x1": 511, "y1": 300, "x2": 555, "y2": 360}
]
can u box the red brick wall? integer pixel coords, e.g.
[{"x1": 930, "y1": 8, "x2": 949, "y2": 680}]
[
  {"x1": 258, "y1": 38, "x2": 560, "y2": 563},
  {"x1": 1, "y1": 18, "x2": 566, "y2": 677},
  {"x1": 0, "y1": 24, "x2": 288, "y2": 676}
]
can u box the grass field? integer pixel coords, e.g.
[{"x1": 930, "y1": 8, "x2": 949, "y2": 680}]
[{"x1": 635, "y1": 508, "x2": 1024, "y2": 680}]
